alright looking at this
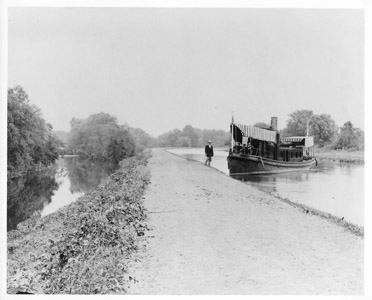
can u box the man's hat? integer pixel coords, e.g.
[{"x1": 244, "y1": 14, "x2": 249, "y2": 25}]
[{"x1": 208, "y1": 140, "x2": 212, "y2": 143}]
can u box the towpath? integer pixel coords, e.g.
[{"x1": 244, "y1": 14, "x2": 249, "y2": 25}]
[{"x1": 127, "y1": 148, "x2": 363, "y2": 294}]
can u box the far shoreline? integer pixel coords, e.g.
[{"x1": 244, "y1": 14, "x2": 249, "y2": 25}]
[{"x1": 313, "y1": 148, "x2": 364, "y2": 164}]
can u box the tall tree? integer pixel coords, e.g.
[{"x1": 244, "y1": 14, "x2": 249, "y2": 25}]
[
  {"x1": 182, "y1": 125, "x2": 198, "y2": 147},
  {"x1": 334, "y1": 121, "x2": 364, "y2": 150},
  {"x1": 67, "y1": 113, "x2": 135, "y2": 162},
  {"x1": 7, "y1": 86, "x2": 60, "y2": 176},
  {"x1": 282, "y1": 110, "x2": 314, "y2": 137},
  {"x1": 309, "y1": 114, "x2": 338, "y2": 147}
]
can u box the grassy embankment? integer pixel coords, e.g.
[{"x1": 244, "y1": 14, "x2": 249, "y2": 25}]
[
  {"x1": 314, "y1": 147, "x2": 364, "y2": 164},
  {"x1": 7, "y1": 150, "x2": 151, "y2": 294}
]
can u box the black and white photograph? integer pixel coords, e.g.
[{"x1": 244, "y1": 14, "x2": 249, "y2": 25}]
[{"x1": 0, "y1": 0, "x2": 370, "y2": 297}]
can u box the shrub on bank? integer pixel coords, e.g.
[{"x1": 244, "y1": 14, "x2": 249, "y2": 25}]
[{"x1": 7, "y1": 150, "x2": 151, "y2": 294}]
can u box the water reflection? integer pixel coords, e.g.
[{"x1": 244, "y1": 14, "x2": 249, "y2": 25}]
[
  {"x1": 232, "y1": 171, "x2": 309, "y2": 184},
  {"x1": 7, "y1": 167, "x2": 59, "y2": 231},
  {"x1": 7, "y1": 156, "x2": 116, "y2": 231},
  {"x1": 63, "y1": 156, "x2": 116, "y2": 194}
]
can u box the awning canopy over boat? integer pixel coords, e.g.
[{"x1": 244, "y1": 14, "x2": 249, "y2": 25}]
[
  {"x1": 281, "y1": 136, "x2": 314, "y2": 147},
  {"x1": 231, "y1": 123, "x2": 277, "y2": 143}
]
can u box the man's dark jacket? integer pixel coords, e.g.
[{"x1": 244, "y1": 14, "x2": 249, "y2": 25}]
[{"x1": 205, "y1": 144, "x2": 214, "y2": 157}]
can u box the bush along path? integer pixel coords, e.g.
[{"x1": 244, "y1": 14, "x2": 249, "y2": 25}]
[{"x1": 7, "y1": 151, "x2": 151, "y2": 294}]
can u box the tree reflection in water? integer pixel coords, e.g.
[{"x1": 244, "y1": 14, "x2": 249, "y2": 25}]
[
  {"x1": 234, "y1": 171, "x2": 309, "y2": 183},
  {"x1": 64, "y1": 156, "x2": 116, "y2": 194},
  {"x1": 7, "y1": 157, "x2": 117, "y2": 231},
  {"x1": 7, "y1": 167, "x2": 59, "y2": 231}
]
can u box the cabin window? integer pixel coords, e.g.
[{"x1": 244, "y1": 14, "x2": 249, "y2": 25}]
[
  {"x1": 300, "y1": 152, "x2": 302, "y2": 157},
  {"x1": 295, "y1": 152, "x2": 298, "y2": 158}
]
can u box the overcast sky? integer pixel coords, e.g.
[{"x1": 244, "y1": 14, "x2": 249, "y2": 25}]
[{"x1": 8, "y1": 8, "x2": 364, "y2": 137}]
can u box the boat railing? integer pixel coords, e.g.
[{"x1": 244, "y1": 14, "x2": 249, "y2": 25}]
[{"x1": 231, "y1": 147, "x2": 272, "y2": 158}]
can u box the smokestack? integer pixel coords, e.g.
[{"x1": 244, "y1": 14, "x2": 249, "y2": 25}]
[{"x1": 271, "y1": 117, "x2": 278, "y2": 131}]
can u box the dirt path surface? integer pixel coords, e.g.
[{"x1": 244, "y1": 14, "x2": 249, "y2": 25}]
[{"x1": 127, "y1": 149, "x2": 363, "y2": 295}]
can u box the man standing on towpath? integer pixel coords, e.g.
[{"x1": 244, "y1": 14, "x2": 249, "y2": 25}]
[{"x1": 204, "y1": 140, "x2": 214, "y2": 166}]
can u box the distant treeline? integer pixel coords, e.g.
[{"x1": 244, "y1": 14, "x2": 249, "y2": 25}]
[
  {"x1": 56, "y1": 124, "x2": 230, "y2": 152},
  {"x1": 156, "y1": 125, "x2": 230, "y2": 148},
  {"x1": 149, "y1": 110, "x2": 364, "y2": 150}
]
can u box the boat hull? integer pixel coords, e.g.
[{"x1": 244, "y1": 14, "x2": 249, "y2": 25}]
[{"x1": 227, "y1": 153, "x2": 316, "y2": 175}]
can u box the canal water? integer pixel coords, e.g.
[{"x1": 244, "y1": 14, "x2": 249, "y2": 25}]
[
  {"x1": 168, "y1": 148, "x2": 364, "y2": 227},
  {"x1": 8, "y1": 149, "x2": 364, "y2": 231},
  {"x1": 7, "y1": 156, "x2": 115, "y2": 231}
]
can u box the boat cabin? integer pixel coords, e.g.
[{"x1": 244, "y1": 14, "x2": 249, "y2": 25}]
[
  {"x1": 230, "y1": 120, "x2": 314, "y2": 162},
  {"x1": 280, "y1": 136, "x2": 314, "y2": 161}
]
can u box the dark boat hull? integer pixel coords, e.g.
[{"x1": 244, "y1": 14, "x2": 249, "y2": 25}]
[{"x1": 227, "y1": 153, "x2": 316, "y2": 175}]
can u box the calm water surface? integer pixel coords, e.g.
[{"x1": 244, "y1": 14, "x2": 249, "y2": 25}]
[
  {"x1": 7, "y1": 156, "x2": 115, "y2": 231},
  {"x1": 168, "y1": 148, "x2": 364, "y2": 227},
  {"x1": 8, "y1": 150, "x2": 364, "y2": 230}
]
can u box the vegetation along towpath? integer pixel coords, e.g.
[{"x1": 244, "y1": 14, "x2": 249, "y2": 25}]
[
  {"x1": 127, "y1": 148, "x2": 363, "y2": 295},
  {"x1": 7, "y1": 152, "x2": 151, "y2": 294}
]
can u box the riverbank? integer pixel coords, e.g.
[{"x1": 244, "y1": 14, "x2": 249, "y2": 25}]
[
  {"x1": 7, "y1": 151, "x2": 151, "y2": 294},
  {"x1": 127, "y1": 148, "x2": 363, "y2": 294},
  {"x1": 314, "y1": 147, "x2": 364, "y2": 164}
]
